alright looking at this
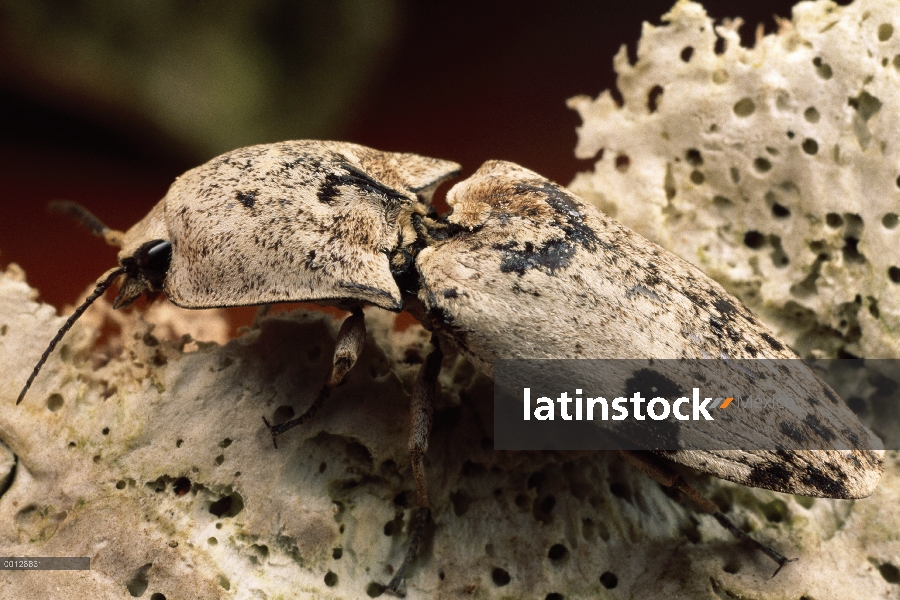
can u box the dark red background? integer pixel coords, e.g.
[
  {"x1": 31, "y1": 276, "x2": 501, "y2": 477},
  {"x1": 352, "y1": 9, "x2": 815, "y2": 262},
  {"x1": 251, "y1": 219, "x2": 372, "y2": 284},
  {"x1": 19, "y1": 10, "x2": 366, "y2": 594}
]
[{"x1": 0, "y1": 1, "x2": 804, "y2": 325}]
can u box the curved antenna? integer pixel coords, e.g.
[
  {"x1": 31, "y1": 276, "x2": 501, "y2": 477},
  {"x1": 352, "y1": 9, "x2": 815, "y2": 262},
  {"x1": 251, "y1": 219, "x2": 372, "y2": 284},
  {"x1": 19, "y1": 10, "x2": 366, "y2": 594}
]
[
  {"x1": 49, "y1": 201, "x2": 124, "y2": 248},
  {"x1": 17, "y1": 266, "x2": 126, "y2": 405}
]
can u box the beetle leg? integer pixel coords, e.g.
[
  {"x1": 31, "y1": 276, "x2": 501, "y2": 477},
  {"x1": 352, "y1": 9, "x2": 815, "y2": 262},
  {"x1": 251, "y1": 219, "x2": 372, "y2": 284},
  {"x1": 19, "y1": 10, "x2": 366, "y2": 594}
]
[
  {"x1": 384, "y1": 340, "x2": 443, "y2": 596},
  {"x1": 262, "y1": 307, "x2": 366, "y2": 448},
  {"x1": 619, "y1": 450, "x2": 796, "y2": 577}
]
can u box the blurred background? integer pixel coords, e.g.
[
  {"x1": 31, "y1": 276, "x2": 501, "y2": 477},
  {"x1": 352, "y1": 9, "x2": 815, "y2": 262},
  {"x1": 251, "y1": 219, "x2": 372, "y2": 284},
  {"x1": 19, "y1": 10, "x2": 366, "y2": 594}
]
[{"x1": 0, "y1": 0, "x2": 808, "y2": 324}]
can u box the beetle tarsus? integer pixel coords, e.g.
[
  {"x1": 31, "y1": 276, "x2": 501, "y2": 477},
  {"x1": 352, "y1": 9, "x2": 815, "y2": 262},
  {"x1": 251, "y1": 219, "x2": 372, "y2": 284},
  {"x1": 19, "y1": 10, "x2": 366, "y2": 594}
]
[
  {"x1": 261, "y1": 308, "x2": 365, "y2": 448},
  {"x1": 382, "y1": 342, "x2": 442, "y2": 593},
  {"x1": 385, "y1": 506, "x2": 431, "y2": 595}
]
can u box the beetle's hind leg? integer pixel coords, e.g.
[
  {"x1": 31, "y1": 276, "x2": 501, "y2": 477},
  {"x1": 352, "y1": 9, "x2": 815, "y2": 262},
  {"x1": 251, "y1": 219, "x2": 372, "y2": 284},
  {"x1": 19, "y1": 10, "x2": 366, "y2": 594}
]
[
  {"x1": 619, "y1": 450, "x2": 796, "y2": 577},
  {"x1": 382, "y1": 339, "x2": 443, "y2": 596},
  {"x1": 262, "y1": 307, "x2": 365, "y2": 448}
]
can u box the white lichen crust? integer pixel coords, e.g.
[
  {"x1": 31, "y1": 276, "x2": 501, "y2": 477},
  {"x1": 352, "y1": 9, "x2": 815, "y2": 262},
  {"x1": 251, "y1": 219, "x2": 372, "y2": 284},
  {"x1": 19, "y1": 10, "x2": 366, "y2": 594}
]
[
  {"x1": 569, "y1": 0, "x2": 900, "y2": 360},
  {"x1": 1, "y1": 264, "x2": 899, "y2": 598}
]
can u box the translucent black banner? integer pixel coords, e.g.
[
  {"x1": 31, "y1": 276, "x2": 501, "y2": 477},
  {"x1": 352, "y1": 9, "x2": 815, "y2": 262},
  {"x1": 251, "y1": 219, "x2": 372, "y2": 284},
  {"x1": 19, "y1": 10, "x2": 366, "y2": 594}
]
[
  {"x1": 0, "y1": 557, "x2": 90, "y2": 570},
  {"x1": 493, "y1": 359, "x2": 895, "y2": 451}
]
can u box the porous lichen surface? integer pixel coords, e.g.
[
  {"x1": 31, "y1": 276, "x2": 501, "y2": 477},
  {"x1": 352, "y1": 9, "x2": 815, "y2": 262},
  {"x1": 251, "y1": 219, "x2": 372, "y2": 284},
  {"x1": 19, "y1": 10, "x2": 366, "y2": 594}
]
[
  {"x1": 1, "y1": 263, "x2": 899, "y2": 599},
  {"x1": 569, "y1": 0, "x2": 900, "y2": 360}
]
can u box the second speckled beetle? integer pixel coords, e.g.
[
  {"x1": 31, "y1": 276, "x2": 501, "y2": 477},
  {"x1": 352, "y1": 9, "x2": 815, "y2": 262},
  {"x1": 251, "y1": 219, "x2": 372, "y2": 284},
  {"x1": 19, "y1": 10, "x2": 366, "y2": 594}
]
[{"x1": 19, "y1": 141, "x2": 883, "y2": 594}]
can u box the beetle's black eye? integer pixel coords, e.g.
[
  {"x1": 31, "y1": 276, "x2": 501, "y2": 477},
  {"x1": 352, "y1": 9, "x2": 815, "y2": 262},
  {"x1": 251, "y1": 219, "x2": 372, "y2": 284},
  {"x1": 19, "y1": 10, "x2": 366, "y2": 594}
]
[{"x1": 135, "y1": 240, "x2": 172, "y2": 283}]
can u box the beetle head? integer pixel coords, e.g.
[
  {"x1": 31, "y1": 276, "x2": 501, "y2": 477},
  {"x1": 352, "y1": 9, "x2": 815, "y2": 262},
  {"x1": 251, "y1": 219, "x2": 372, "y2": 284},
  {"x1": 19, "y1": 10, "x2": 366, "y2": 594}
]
[{"x1": 114, "y1": 239, "x2": 173, "y2": 309}]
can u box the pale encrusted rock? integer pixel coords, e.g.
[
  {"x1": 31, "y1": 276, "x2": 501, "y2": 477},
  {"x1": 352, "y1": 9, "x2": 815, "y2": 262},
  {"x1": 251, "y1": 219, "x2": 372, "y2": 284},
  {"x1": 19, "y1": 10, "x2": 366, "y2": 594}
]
[{"x1": 569, "y1": 0, "x2": 900, "y2": 360}]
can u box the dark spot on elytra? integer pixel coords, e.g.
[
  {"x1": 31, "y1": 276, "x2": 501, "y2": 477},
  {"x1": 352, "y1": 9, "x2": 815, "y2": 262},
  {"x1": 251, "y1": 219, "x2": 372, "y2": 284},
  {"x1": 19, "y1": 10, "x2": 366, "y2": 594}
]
[
  {"x1": 443, "y1": 289, "x2": 459, "y2": 299},
  {"x1": 747, "y1": 462, "x2": 793, "y2": 489},
  {"x1": 779, "y1": 421, "x2": 806, "y2": 443},
  {"x1": 236, "y1": 190, "x2": 257, "y2": 209},
  {"x1": 681, "y1": 290, "x2": 708, "y2": 309},
  {"x1": 713, "y1": 297, "x2": 737, "y2": 316},
  {"x1": 495, "y1": 239, "x2": 576, "y2": 276},
  {"x1": 802, "y1": 465, "x2": 848, "y2": 497},
  {"x1": 744, "y1": 344, "x2": 758, "y2": 357},
  {"x1": 803, "y1": 414, "x2": 836, "y2": 442},
  {"x1": 761, "y1": 333, "x2": 784, "y2": 352},
  {"x1": 823, "y1": 386, "x2": 840, "y2": 405},
  {"x1": 512, "y1": 181, "x2": 606, "y2": 251},
  {"x1": 317, "y1": 162, "x2": 409, "y2": 205}
]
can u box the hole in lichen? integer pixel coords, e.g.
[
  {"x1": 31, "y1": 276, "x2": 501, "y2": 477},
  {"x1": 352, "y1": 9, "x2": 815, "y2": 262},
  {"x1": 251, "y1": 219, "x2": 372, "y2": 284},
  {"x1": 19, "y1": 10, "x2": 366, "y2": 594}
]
[
  {"x1": 730, "y1": 167, "x2": 740, "y2": 183},
  {"x1": 215, "y1": 455, "x2": 225, "y2": 466},
  {"x1": 786, "y1": 130, "x2": 795, "y2": 138},
  {"x1": 102, "y1": 427, "x2": 110, "y2": 435},
  {"x1": 333, "y1": 547, "x2": 343, "y2": 560},
  {"x1": 67, "y1": 441, "x2": 76, "y2": 449},
  {"x1": 647, "y1": 85, "x2": 664, "y2": 113},
  {"x1": 218, "y1": 438, "x2": 232, "y2": 448},
  {"x1": 713, "y1": 195, "x2": 732, "y2": 207},
  {"x1": 766, "y1": 146, "x2": 779, "y2": 156},
  {"x1": 209, "y1": 492, "x2": 244, "y2": 518},
  {"x1": 690, "y1": 170, "x2": 705, "y2": 185},
  {"x1": 685, "y1": 148, "x2": 703, "y2": 166},
  {"x1": 546, "y1": 594, "x2": 564, "y2": 600},
  {"x1": 324, "y1": 571, "x2": 338, "y2": 587},
  {"x1": 883, "y1": 213, "x2": 898, "y2": 229},
  {"x1": 366, "y1": 582, "x2": 385, "y2": 597},
  {"x1": 802, "y1": 138, "x2": 819, "y2": 155},
  {"x1": 744, "y1": 231, "x2": 765, "y2": 249},
  {"x1": 600, "y1": 572, "x2": 618, "y2": 589},
  {"x1": 47, "y1": 394, "x2": 63, "y2": 412},
  {"x1": 712, "y1": 69, "x2": 729, "y2": 84},
  {"x1": 733, "y1": 97, "x2": 755, "y2": 117},
  {"x1": 207, "y1": 537, "x2": 218, "y2": 546},
  {"x1": 879, "y1": 23, "x2": 894, "y2": 41},
  {"x1": 753, "y1": 157, "x2": 772, "y2": 173},
  {"x1": 218, "y1": 575, "x2": 230, "y2": 591},
  {"x1": 173, "y1": 477, "x2": 191, "y2": 496},
  {"x1": 492, "y1": 567, "x2": 511, "y2": 586},
  {"x1": 714, "y1": 33, "x2": 726, "y2": 55},
  {"x1": 868, "y1": 296, "x2": 881, "y2": 319},
  {"x1": 843, "y1": 237, "x2": 866, "y2": 264},
  {"x1": 772, "y1": 203, "x2": 791, "y2": 218},
  {"x1": 804, "y1": 106, "x2": 820, "y2": 123},
  {"x1": 826, "y1": 213, "x2": 843, "y2": 228},
  {"x1": 175, "y1": 439, "x2": 183, "y2": 448},
  {"x1": 126, "y1": 563, "x2": 152, "y2": 597},
  {"x1": 849, "y1": 91, "x2": 883, "y2": 121},
  {"x1": 150, "y1": 594, "x2": 166, "y2": 600},
  {"x1": 116, "y1": 480, "x2": 126, "y2": 490},
  {"x1": 769, "y1": 235, "x2": 789, "y2": 267},
  {"x1": 680, "y1": 46, "x2": 694, "y2": 62},
  {"x1": 889, "y1": 267, "x2": 900, "y2": 283},
  {"x1": 879, "y1": 563, "x2": 900, "y2": 584},
  {"x1": 723, "y1": 561, "x2": 741, "y2": 574},
  {"x1": 813, "y1": 56, "x2": 833, "y2": 79},
  {"x1": 450, "y1": 490, "x2": 471, "y2": 516},
  {"x1": 615, "y1": 154, "x2": 630, "y2": 172},
  {"x1": 548, "y1": 543, "x2": 568, "y2": 561}
]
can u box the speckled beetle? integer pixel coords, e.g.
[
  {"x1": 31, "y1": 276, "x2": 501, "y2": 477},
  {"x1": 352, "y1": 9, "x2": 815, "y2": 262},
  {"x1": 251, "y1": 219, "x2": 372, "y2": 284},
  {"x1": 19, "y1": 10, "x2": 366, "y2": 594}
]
[{"x1": 18, "y1": 141, "x2": 882, "y2": 593}]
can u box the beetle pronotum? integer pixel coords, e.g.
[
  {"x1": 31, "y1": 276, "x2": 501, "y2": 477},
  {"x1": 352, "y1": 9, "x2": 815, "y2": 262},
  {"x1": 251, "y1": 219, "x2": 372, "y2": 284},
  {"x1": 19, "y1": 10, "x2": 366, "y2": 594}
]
[{"x1": 18, "y1": 140, "x2": 882, "y2": 594}]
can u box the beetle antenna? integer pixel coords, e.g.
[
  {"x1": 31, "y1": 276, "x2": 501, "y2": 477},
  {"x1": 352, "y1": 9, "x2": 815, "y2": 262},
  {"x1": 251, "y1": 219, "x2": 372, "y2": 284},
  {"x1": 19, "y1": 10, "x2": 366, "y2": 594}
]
[
  {"x1": 49, "y1": 200, "x2": 125, "y2": 248},
  {"x1": 17, "y1": 266, "x2": 126, "y2": 405}
]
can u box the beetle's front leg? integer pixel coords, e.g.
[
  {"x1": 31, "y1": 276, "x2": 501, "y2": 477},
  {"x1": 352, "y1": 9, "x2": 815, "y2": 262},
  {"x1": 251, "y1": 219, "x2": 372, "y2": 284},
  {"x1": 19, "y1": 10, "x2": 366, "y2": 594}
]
[
  {"x1": 263, "y1": 307, "x2": 366, "y2": 448},
  {"x1": 384, "y1": 339, "x2": 443, "y2": 596}
]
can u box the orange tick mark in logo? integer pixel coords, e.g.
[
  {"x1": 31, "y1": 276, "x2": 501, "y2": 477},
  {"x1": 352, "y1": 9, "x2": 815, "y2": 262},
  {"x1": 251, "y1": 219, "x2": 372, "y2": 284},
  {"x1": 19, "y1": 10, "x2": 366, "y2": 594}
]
[{"x1": 719, "y1": 397, "x2": 733, "y2": 409}]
